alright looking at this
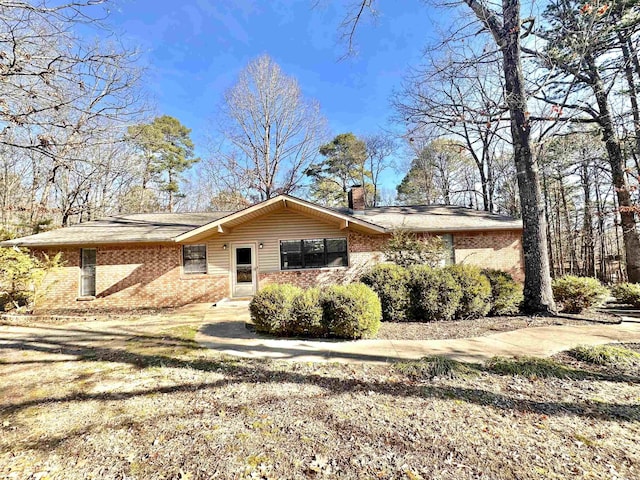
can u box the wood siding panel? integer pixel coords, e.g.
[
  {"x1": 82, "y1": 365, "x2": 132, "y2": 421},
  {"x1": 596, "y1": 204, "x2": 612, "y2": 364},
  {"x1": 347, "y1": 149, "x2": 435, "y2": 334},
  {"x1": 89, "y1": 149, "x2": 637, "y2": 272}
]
[{"x1": 205, "y1": 208, "x2": 348, "y2": 275}]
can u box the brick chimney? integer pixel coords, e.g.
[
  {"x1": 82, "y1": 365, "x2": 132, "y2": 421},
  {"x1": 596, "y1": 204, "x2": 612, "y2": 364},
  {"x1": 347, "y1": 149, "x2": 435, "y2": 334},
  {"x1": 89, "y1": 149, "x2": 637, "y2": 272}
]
[{"x1": 348, "y1": 185, "x2": 365, "y2": 213}]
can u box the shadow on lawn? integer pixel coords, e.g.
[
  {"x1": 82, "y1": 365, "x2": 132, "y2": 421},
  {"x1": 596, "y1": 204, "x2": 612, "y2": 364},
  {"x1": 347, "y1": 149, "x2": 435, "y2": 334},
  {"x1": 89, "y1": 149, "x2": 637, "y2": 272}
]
[{"x1": 0, "y1": 325, "x2": 638, "y2": 423}]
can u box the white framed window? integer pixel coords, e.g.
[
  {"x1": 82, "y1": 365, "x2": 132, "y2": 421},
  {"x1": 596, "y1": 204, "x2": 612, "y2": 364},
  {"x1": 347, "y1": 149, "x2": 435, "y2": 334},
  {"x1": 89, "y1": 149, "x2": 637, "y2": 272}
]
[{"x1": 183, "y1": 245, "x2": 207, "y2": 274}]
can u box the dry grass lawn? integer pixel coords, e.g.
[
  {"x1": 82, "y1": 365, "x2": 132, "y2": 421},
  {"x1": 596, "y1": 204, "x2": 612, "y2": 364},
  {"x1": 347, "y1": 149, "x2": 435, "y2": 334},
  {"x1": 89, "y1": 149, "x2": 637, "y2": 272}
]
[{"x1": 0, "y1": 316, "x2": 639, "y2": 480}]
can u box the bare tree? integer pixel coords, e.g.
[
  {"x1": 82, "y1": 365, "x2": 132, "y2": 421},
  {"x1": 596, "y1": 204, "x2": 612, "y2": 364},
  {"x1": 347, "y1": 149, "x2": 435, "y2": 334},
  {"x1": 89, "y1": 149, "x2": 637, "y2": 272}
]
[
  {"x1": 0, "y1": 0, "x2": 145, "y2": 233},
  {"x1": 364, "y1": 132, "x2": 396, "y2": 206},
  {"x1": 530, "y1": 0, "x2": 640, "y2": 283},
  {"x1": 461, "y1": 0, "x2": 556, "y2": 312},
  {"x1": 394, "y1": 45, "x2": 509, "y2": 212},
  {"x1": 216, "y1": 54, "x2": 327, "y2": 200}
]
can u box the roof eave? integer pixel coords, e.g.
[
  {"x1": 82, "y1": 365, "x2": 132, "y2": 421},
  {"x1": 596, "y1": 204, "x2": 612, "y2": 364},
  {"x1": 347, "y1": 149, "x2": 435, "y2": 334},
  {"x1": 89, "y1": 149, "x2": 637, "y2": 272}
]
[
  {"x1": 0, "y1": 239, "x2": 177, "y2": 248},
  {"x1": 400, "y1": 225, "x2": 523, "y2": 233}
]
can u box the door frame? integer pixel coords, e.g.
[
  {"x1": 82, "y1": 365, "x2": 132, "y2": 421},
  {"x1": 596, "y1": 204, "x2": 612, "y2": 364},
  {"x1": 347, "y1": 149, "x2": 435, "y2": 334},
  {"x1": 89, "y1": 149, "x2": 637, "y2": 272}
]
[{"x1": 231, "y1": 243, "x2": 257, "y2": 297}]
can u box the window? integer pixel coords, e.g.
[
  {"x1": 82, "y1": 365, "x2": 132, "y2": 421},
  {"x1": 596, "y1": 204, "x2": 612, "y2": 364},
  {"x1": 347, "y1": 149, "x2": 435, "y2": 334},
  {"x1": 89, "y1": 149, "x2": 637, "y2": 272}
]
[
  {"x1": 80, "y1": 248, "x2": 96, "y2": 296},
  {"x1": 183, "y1": 245, "x2": 207, "y2": 274},
  {"x1": 441, "y1": 234, "x2": 455, "y2": 266},
  {"x1": 280, "y1": 238, "x2": 347, "y2": 270}
]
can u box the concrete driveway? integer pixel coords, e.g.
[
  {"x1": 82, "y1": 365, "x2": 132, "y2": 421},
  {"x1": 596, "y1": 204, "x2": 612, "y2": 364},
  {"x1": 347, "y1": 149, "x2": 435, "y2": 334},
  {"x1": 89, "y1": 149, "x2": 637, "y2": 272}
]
[{"x1": 196, "y1": 301, "x2": 640, "y2": 364}]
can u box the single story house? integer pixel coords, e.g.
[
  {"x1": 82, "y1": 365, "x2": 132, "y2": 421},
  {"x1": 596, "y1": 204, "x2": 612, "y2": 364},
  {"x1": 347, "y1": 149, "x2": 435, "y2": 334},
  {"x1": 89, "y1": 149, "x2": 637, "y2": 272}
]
[{"x1": 1, "y1": 186, "x2": 524, "y2": 312}]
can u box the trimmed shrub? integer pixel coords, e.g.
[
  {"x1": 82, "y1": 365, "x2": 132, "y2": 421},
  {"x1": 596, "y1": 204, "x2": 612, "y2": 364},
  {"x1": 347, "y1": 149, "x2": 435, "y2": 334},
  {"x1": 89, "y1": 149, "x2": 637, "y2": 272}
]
[
  {"x1": 322, "y1": 283, "x2": 381, "y2": 339},
  {"x1": 407, "y1": 265, "x2": 462, "y2": 322},
  {"x1": 290, "y1": 287, "x2": 325, "y2": 337},
  {"x1": 481, "y1": 269, "x2": 523, "y2": 316},
  {"x1": 0, "y1": 291, "x2": 31, "y2": 312},
  {"x1": 611, "y1": 282, "x2": 640, "y2": 307},
  {"x1": 249, "y1": 284, "x2": 302, "y2": 334},
  {"x1": 551, "y1": 275, "x2": 609, "y2": 314},
  {"x1": 361, "y1": 263, "x2": 410, "y2": 322},
  {"x1": 446, "y1": 265, "x2": 492, "y2": 319}
]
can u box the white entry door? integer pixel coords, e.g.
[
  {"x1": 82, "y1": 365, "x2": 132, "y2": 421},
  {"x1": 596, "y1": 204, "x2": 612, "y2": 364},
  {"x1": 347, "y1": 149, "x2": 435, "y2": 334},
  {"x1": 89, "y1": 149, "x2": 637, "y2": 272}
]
[{"x1": 232, "y1": 244, "x2": 256, "y2": 297}]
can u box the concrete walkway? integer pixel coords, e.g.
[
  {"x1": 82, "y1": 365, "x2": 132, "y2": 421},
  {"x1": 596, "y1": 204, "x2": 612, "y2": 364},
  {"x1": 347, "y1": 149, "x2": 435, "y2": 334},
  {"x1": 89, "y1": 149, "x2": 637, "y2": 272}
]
[{"x1": 196, "y1": 301, "x2": 640, "y2": 364}]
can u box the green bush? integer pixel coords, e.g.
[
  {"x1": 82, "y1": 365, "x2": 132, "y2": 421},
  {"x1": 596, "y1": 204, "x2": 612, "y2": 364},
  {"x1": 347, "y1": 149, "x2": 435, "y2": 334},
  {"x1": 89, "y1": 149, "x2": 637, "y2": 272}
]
[
  {"x1": 552, "y1": 275, "x2": 609, "y2": 313},
  {"x1": 481, "y1": 269, "x2": 523, "y2": 316},
  {"x1": 383, "y1": 228, "x2": 445, "y2": 268},
  {"x1": 361, "y1": 263, "x2": 410, "y2": 322},
  {"x1": 446, "y1": 265, "x2": 492, "y2": 319},
  {"x1": 395, "y1": 355, "x2": 478, "y2": 380},
  {"x1": 487, "y1": 356, "x2": 582, "y2": 379},
  {"x1": 0, "y1": 247, "x2": 62, "y2": 312},
  {"x1": 407, "y1": 265, "x2": 462, "y2": 321},
  {"x1": 321, "y1": 283, "x2": 381, "y2": 339},
  {"x1": 611, "y1": 283, "x2": 640, "y2": 307},
  {"x1": 290, "y1": 287, "x2": 325, "y2": 337},
  {"x1": 249, "y1": 284, "x2": 302, "y2": 334},
  {"x1": 569, "y1": 345, "x2": 640, "y2": 366}
]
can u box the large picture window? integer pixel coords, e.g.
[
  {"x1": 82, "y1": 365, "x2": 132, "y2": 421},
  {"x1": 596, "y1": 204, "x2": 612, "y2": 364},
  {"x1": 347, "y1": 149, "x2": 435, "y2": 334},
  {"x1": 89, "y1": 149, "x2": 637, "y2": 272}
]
[
  {"x1": 280, "y1": 238, "x2": 348, "y2": 270},
  {"x1": 183, "y1": 245, "x2": 207, "y2": 274}
]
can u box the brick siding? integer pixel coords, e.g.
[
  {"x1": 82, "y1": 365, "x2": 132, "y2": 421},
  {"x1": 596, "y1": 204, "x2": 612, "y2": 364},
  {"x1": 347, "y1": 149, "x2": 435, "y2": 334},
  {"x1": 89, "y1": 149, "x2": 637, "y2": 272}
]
[
  {"x1": 31, "y1": 228, "x2": 523, "y2": 312},
  {"x1": 454, "y1": 230, "x2": 524, "y2": 281},
  {"x1": 34, "y1": 244, "x2": 229, "y2": 313}
]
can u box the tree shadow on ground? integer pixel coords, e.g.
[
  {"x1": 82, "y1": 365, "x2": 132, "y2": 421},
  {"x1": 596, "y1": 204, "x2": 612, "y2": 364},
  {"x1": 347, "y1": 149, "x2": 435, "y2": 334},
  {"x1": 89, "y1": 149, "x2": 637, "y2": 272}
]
[{"x1": 0, "y1": 326, "x2": 638, "y2": 423}]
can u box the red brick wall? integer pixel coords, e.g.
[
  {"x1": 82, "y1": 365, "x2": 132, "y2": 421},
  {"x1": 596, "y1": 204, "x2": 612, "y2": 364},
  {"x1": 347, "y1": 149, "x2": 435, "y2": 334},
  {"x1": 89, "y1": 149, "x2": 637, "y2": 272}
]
[
  {"x1": 454, "y1": 230, "x2": 524, "y2": 281},
  {"x1": 33, "y1": 244, "x2": 229, "y2": 313}
]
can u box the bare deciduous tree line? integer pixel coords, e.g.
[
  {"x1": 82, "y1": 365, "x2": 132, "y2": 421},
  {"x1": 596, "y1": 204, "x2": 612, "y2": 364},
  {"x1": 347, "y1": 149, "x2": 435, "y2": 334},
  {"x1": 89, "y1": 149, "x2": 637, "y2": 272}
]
[{"x1": 0, "y1": 0, "x2": 144, "y2": 234}]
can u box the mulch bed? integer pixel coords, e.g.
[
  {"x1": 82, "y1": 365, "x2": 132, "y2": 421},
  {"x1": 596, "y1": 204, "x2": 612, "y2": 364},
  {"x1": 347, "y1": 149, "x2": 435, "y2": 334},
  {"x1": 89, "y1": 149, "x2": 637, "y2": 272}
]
[{"x1": 378, "y1": 311, "x2": 621, "y2": 341}]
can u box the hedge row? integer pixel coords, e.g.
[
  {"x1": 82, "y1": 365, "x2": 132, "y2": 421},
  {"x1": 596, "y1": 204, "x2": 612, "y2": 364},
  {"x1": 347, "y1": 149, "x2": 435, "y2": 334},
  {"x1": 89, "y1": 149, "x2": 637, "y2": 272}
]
[
  {"x1": 361, "y1": 264, "x2": 523, "y2": 322},
  {"x1": 249, "y1": 283, "x2": 381, "y2": 339}
]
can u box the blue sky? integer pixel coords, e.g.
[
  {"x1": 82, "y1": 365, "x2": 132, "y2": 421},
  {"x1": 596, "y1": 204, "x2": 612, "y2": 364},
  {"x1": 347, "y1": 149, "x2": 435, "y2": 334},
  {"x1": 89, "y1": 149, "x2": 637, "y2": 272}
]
[{"x1": 105, "y1": 0, "x2": 442, "y2": 188}]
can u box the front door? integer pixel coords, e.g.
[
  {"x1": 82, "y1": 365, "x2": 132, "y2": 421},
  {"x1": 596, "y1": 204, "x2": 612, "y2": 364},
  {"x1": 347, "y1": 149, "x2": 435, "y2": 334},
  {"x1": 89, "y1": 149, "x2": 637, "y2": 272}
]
[{"x1": 232, "y1": 244, "x2": 256, "y2": 297}]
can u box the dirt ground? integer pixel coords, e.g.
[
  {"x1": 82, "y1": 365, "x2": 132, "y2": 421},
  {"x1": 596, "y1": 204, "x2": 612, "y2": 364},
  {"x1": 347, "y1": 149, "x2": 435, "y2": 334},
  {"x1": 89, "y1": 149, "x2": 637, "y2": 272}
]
[
  {"x1": 377, "y1": 312, "x2": 619, "y2": 340},
  {"x1": 0, "y1": 316, "x2": 638, "y2": 479}
]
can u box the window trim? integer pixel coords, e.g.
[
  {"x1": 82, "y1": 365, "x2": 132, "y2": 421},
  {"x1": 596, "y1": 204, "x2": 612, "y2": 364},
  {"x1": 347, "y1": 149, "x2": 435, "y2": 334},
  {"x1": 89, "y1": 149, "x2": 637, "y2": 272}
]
[
  {"x1": 182, "y1": 244, "x2": 208, "y2": 275},
  {"x1": 279, "y1": 237, "x2": 349, "y2": 271},
  {"x1": 79, "y1": 248, "x2": 97, "y2": 297}
]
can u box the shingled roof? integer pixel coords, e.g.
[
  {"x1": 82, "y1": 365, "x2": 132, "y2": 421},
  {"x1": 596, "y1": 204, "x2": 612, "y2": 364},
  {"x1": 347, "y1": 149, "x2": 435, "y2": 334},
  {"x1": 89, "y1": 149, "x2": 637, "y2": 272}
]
[
  {"x1": 346, "y1": 205, "x2": 523, "y2": 232},
  {"x1": 1, "y1": 212, "x2": 232, "y2": 247},
  {"x1": 1, "y1": 196, "x2": 522, "y2": 248}
]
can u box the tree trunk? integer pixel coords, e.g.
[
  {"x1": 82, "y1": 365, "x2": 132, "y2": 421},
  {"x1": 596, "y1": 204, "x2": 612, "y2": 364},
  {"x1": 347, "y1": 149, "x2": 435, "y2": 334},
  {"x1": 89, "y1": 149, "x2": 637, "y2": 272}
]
[
  {"x1": 619, "y1": 34, "x2": 640, "y2": 173},
  {"x1": 581, "y1": 160, "x2": 595, "y2": 277},
  {"x1": 542, "y1": 167, "x2": 555, "y2": 277},
  {"x1": 500, "y1": 0, "x2": 556, "y2": 312},
  {"x1": 588, "y1": 56, "x2": 640, "y2": 283}
]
